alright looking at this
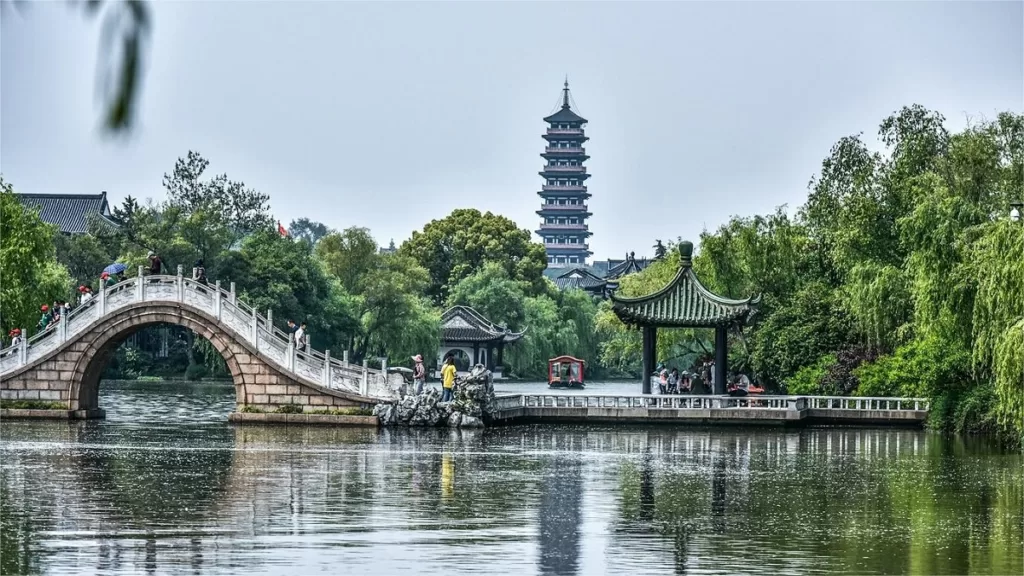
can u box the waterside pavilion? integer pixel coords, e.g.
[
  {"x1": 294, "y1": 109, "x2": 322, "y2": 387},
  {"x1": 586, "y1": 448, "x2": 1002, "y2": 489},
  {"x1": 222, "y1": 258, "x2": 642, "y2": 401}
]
[
  {"x1": 439, "y1": 306, "x2": 525, "y2": 379},
  {"x1": 610, "y1": 241, "x2": 760, "y2": 394}
]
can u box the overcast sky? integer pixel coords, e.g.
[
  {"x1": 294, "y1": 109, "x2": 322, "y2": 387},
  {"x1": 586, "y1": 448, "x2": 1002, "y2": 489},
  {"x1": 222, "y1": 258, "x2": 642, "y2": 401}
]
[{"x1": 2, "y1": 1, "x2": 1021, "y2": 260}]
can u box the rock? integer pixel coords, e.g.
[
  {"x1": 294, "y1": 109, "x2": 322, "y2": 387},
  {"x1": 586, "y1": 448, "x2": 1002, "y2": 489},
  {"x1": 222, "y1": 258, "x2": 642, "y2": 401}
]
[
  {"x1": 373, "y1": 366, "x2": 496, "y2": 428},
  {"x1": 460, "y1": 414, "x2": 483, "y2": 428},
  {"x1": 448, "y1": 411, "x2": 463, "y2": 427}
]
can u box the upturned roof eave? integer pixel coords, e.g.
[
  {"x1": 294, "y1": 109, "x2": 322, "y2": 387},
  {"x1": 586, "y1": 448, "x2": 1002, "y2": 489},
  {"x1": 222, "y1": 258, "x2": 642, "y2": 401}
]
[{"x1": 609, "y1": 266, "x2": 759, "y2": 326}]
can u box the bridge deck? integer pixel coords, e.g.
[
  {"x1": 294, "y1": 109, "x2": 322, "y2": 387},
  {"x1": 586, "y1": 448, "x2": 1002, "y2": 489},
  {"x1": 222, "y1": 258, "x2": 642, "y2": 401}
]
[{"x1": 489, "y1": 394, "x2": 929, "y2": 427}]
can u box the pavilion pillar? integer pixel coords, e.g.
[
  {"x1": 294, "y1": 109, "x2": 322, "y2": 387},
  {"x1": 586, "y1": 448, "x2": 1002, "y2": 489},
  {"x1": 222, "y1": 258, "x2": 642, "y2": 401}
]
[
  {"x1": 641, "y1": 325, "x2": 657, "y2": 395},
  {"x1": 714, "y1": 325, "x2": 727, "y2": 395},
  {"x1": 472, "y1": 342, "x2": 480, "y2": 368},
  {"x1": 497, "y1": 342, "x2": 505, "y2": 368}
]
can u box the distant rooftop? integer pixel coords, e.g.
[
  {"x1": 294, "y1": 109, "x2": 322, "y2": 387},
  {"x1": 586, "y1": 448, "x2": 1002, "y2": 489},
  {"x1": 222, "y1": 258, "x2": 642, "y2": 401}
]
[{"x1": 17, "y1": 192, "x2": 120, "y2": 234}]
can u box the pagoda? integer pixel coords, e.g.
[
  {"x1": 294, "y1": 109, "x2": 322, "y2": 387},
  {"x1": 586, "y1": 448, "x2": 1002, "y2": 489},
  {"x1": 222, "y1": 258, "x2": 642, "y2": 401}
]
[{"x1": 536, "y1": 79, "x2": 592, "y2": 268}]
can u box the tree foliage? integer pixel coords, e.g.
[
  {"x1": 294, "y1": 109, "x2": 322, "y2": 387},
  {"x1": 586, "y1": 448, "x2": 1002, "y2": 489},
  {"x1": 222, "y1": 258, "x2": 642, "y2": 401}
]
[
  {"x1": 289, "y1": 218, "x2": 331, "y2": 245},
  {"x1": 400, "y1": 209, "x2": 547, "y2": 304},
  {"x1": 0, "y1": 179, "x2": 72, "y2": 334},
  {"x1": 316, "y1": 227, "x2": 379, "y2": 295}
]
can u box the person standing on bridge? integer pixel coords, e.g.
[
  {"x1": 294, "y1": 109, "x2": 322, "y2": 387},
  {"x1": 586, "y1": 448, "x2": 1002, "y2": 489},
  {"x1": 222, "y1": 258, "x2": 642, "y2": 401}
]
[
  {"x1": 412, "y1": 354, "x2": 425, "y2": 395},
  {"x1": 193, "y1": 259, "x2": 208, "y2": 286},
  {"x1": 147, "y1": 251, "x2": 162, "y2": 277},
  {"x1": 440, "y1": 356, "x2": 456, "y2": 402},
  {"x1": 295, "y1": 322, "x2": 308, "y2": 354}
]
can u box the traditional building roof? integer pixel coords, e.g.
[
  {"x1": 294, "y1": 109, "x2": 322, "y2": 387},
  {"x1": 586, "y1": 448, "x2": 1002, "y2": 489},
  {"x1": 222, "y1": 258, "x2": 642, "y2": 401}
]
[
  {"x1": 543, "y1": 80, "x2": 588, "y2": 124},
  {"x1": 611, "y1": 242, "x2": 760, "y2": 327},
  {"x1": 606, "y1": 252, "x2": 649, "y2": 279},
  {"x1": 441, "y1": 306, "x2": 525, "y2": 343},
  {"x1": 552, "y1": 267, "x2": 608, "y2": 291},
  {"x1": 17, "y1": 192, "x2": 120, "y2": 234}
]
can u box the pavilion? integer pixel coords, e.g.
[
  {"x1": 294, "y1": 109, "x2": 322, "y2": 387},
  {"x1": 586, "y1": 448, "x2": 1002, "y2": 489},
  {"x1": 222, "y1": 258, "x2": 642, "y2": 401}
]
[
  {"x1": 610, "y1": 241, "x2": 760, "y2": 394},
  {"x1": 438, "y1": 306, "x2": 525, "y2": 379}
]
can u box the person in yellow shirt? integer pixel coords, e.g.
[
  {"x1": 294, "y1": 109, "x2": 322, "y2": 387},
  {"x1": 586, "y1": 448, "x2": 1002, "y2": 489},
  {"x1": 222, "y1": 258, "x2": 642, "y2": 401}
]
[{"x1": 441, "y1": 356, "x2": 457, "y2": 402}]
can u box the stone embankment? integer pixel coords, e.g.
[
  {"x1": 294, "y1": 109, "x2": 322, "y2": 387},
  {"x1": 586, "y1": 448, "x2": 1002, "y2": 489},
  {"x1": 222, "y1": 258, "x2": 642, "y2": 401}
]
[{"x1": 374, "y1": 365, "x2": 495, "y2": 428}]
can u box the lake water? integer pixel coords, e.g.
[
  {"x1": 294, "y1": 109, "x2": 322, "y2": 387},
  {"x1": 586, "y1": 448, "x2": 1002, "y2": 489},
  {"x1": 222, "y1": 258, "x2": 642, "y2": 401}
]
[{"x1": 2, "y1": 380, "x2": 1021, "y2": 575}]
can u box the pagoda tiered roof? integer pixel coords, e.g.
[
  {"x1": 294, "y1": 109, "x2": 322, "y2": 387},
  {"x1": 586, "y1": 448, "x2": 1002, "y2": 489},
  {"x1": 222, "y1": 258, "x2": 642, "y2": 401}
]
[
  {"x1": 441, "y1": 306, "x2": 525, "y2": 343},
  {"x1": 611, "y1": 242, "x2": 760, "y2": 328}
]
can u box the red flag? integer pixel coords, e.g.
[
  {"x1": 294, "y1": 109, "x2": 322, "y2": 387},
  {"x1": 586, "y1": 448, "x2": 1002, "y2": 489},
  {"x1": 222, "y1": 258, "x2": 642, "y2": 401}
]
[{"x1": 278, "y1": 221, "x2": 288, "y2": 237}]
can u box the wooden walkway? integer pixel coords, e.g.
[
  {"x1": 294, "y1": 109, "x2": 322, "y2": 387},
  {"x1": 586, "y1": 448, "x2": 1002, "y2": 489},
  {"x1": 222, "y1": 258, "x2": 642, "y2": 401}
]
[{"x1": 489, "y1": 394, "x2": 930, "y2": 427}]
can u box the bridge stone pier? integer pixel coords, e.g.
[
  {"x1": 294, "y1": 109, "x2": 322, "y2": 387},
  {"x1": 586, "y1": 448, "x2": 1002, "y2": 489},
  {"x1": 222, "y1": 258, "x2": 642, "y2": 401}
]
[{"x1": 1, "y1": 272, "x2": 397, "y2": 418}]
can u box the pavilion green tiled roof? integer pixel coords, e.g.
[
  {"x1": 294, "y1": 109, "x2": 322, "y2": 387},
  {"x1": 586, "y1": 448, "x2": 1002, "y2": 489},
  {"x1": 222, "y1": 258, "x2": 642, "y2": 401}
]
[{"x1": 610, "y1": 242, "x2": 760, "y2": 328}]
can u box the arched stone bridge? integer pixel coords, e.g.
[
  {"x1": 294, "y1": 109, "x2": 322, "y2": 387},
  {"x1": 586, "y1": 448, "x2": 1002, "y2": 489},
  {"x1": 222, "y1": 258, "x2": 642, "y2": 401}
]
[{"x1": 0, "y1": 272, "x2": 398, "y2": 418}]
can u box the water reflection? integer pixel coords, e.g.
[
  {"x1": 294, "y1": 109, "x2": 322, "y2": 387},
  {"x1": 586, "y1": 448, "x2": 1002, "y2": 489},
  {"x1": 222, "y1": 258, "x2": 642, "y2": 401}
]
[{"x1": 0, "y1": 381, "x2": 1022, "y2": 575}]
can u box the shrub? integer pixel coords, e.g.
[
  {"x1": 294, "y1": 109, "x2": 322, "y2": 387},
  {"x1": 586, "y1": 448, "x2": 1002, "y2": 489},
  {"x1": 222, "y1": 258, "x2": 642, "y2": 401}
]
[
  {"x1": 953, "y1": 384, "x2": 998, "y2": 435},
  {"x1": 0, "y1": 400, "x2": 67, "y2": 410},
  {"x1": 184, "y1": 363, "x2": 208, "y2": 381},
  {"x1": 785, "y1": 354, "x2": 835, "y2": 395},
  {"x1": 821, "y1": 345, "x2": 876, "y2": 396},
  {"x1": 854, "y1": 333, "x2": 970, "y2": 398},
  {"x1": 308, "y1": 407, "x2": 373, "y2": 416},
  {"x1": 275, "y1": 404, "x2": 303, "y2": 414},
  {"x1": 239, "y1": 405, "x2": 264, "y2": 413}
]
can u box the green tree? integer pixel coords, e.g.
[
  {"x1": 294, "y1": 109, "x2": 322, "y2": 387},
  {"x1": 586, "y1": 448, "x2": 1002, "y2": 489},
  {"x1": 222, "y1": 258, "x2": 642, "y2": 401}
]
[
  {"x1": 400, "y1": 208, "x2": 547, "y2": 304},
  {"x1": 316, "y1": 227, "x2": 379, "y2": 294},
  {"x1": 354, "y1": 253, "x2": 439, "y2": 363},
  {"x1": 446, "y1": 262, "x2": 529, "y2": 331},
  {"x1": 226, "y1": 229, "x2": 360, "y2": 353},
  {"x1": 0, "y1": 179, "x2": 72, "y2": 335},
  {"x1": 54, "y1": 231, "x2": 116, "y2": 290},
  {"x1": 289, "y1": 218, "x2": 331, "y2": 245}
]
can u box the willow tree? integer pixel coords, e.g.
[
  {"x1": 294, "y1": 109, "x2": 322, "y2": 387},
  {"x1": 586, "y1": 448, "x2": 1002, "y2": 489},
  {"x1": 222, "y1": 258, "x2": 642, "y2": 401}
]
[{"x1": 970, "y1": 221, "x2": 1024, "y2": 434}]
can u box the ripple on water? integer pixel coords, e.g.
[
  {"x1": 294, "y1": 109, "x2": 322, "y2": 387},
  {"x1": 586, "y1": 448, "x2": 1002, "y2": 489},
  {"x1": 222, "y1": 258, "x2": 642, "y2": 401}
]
[{"x1": 1, "y1": 380, "x2": 1022, "y2": 575}]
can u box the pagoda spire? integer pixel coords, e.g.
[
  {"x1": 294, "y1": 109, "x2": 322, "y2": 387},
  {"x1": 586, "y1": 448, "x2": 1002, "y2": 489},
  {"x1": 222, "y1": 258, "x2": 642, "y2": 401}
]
[{"x1": 562, "y1": 76, "x2": 570, "y2": 108}]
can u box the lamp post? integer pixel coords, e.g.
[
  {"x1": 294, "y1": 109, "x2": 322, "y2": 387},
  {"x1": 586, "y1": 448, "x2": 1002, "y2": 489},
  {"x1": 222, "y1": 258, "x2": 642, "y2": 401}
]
[{"x1": 1010, "y1": 200, "x2": 1022, "y2": 223}]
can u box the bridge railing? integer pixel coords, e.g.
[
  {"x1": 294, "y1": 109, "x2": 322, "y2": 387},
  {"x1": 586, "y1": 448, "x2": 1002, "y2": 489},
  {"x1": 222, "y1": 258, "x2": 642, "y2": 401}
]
[
  {"x1": 0, "y1": 269, "x2": 395, "y2": 400},
  {"x1": 491, "y1": 393, "x2": 930, "y2": 413}
]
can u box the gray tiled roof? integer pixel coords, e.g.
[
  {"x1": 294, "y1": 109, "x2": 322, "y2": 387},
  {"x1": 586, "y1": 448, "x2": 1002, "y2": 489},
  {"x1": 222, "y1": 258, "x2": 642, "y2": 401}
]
[
  {"x1": 17, "y1": 192, "x2": 119, "y2": 234},
  {"x1": 441, "y1": 306, "x2": 525, "y2": 343},
  {"x1": 552, "y1": 267, "x2": 607, "y2": 291}
]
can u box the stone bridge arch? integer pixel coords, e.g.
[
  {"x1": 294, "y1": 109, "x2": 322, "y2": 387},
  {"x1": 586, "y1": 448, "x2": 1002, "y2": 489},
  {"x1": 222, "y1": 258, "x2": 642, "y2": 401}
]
[{"x1": 1, "y1": 301, "x2": 377, "y2": 416}]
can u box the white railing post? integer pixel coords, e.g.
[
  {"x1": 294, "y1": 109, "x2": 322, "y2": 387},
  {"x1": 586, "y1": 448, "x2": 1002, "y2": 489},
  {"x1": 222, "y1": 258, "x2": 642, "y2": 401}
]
[
  {"x1": 381, "y1": 356, "x2": 388, "y2": 374},
  {"x1": 214, "y1": 280, "x2": 222, "y2": 320},
  {"x1": 229, "y1": 282, "x2": 236, "y2": 305},
  {"x1": 137, "y1": 266, "x2": 145, "y2": 301},
  {"x1": 288, "y1": 340, "x2": 296, "y2": 372},
  {"x1": 250, "y1": 307, "x2": 258, "y2": 345},
  {"x1": 58, "y1": 317, "x2": 67, "y2": 344},
  {"x1": 19, "y1": 328, "x2": 27, "y2": 366},
  {"x1": 361, "y1": 359, "x2": 369, "y2": 396},
  {"x1": 98, "y1": 283, "x2": 106, "y2": 315},
  {"x1": 343, "y1": 350, "x2": 349, "y2": 365},
  {"x1": 176, "y1": 265, "x2": 184, "y2": 302},
  {"x1": 266, "y1": 308, "x2": 273, "y2": 333},
  {"x1": 323, "y1": 350, "x2": 332, "y2": 387}
]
